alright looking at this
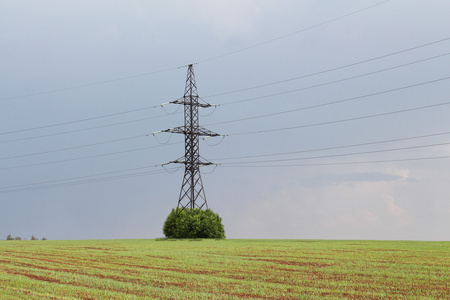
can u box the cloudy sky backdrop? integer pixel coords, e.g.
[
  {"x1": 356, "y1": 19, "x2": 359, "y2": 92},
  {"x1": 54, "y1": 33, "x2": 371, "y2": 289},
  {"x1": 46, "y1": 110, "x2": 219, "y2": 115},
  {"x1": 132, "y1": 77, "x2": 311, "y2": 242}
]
[{"x1": 1, "y1": 0, "x2": 449, "y2": 240}]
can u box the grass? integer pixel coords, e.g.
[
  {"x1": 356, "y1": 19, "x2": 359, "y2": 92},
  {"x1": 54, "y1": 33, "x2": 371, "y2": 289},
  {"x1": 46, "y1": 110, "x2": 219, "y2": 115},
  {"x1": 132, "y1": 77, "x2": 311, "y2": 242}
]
[{"x1": 0, "y1": 239, "x2": 448, "y2": 299}]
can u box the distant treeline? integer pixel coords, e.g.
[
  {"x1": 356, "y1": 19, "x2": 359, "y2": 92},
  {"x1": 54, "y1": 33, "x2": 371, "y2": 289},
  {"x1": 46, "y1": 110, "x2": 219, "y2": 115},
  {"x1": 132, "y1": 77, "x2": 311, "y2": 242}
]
[{"x1": 6, "y1": 235, "x2": 47, "y2": 241}]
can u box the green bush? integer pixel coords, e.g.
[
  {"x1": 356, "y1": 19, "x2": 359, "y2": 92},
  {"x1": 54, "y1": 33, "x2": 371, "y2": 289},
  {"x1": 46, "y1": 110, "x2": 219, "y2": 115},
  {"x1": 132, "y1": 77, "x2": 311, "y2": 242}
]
[{"x1": 163, "y1": 208, "x2": 225, "y2": 239}]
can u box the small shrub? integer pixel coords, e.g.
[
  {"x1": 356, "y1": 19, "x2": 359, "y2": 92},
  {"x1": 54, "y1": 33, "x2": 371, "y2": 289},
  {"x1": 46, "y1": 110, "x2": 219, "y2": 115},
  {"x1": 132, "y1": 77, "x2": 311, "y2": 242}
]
[{"x1": 163, "y1": 208, "x2": 225, "y2": 239}]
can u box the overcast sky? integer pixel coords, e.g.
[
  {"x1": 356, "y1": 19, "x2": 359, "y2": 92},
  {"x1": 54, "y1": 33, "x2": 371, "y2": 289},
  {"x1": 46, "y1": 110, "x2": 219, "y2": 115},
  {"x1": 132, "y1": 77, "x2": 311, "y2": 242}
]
[{"x1": 1, "y1": 0, "x2": 449, "y2": 241}]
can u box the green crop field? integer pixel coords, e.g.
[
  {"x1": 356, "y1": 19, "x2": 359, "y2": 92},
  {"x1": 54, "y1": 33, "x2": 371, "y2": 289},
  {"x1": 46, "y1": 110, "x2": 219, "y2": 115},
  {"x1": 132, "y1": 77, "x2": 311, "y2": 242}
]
[{"x1": 0, "y1": 239, "x2": 448, "y2": 299}]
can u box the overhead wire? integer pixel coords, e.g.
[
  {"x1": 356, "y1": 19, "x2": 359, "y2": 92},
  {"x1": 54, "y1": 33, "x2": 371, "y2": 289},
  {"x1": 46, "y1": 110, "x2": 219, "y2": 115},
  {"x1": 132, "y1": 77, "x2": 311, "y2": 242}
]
[
  {"x1": 0, "y1": 1, "x2": 391, "y2": 104},
  {"x1": 5, "y1": 129, "x2": 449, "y2": 171},
  {"x1": 219, "y1": 155, "x2": 450, "y2": 168},
  {"x1": 4, "y1": 135, "x2": 450, "y2": 193},
  {"x1": 0, "y1": 68, "x2": 180, "y2": 102},
  {"x1": 0, "y1": 114, "x2": 172, "y2": 144},
  {"x1": 0, "y1": 102, "x2": 178, "y2": 137},
  {"x1": 212, "y1": 131, "x2": 450, "y2": 161},
  {"x1": 0, "y1": 142, "x2": 182, "y2": 171},
  {"x1": 227, "y1": 101, "x2": 450, "y2": 136},
  {"x1": 0, "y1": 0, "x2": 449, "y2": 197},
  {"x1": 0, "y1": 1, "x2": 446, "y2": 195},
  {"x1": 2, "y1": 39, "x2": 448, "y2": 138},
  {"x1": 212, "y1": 54, "x2": 450, "y2": 107},
  {"x1": 217, "y1": 141, "x2": 450, "y2": 165},
  {"x1": 205, "y1": 75, "x2": 450, "y2": 128},
  {"x1": 0, "y1": 167, "x2": 177, "y2": 194},
  {"x1": 203, "y1": 38, "x2": 450, "y2": 99},
  {"x1": 0, "y1": 164, "x2": 162, "y2": 190},
  {"x1": 3, "y1": 51, "x2": 447, "y2": 143},
  {"x1": 196, "y1": 0, "x2": 392, "y2": 64},
  {"x1": 0, "y1": 134, "x2": 147, "y2": 160},
  {"x1": 3, "y1": 77, "x2": 448, "y2": 165}
]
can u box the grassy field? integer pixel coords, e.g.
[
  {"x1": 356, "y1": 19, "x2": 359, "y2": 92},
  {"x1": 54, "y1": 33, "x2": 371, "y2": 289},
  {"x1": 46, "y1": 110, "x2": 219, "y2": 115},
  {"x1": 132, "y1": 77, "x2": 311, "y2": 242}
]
[{"x1": 0, "y1": 239, "x2": 448, "y2": 299}]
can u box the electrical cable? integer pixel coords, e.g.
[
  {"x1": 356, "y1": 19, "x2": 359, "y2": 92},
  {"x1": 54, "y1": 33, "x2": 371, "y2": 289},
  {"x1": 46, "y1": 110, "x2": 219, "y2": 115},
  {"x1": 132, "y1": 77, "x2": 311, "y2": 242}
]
[
  {"x1": 0, "y1": 168, "x2": 177, "y2": 194},
  {"x1": 4, "y1": 130, "x2": 449, "y2": 171},
  {"x1": 203, "y1": 135, "x2": 226, "y2": 147},
  {"x1": 152, "y1": 132, "x2": 175, "y2": 145},
  {"x1": 219, "y1": 155, "x2": 450, "y2": 168},
  {"x1": 213, "y1": 55, "x2": 450, "y2": 107},
  {"x1": 206, "y1": 76, "x2": 450, "y2": 127},
  {"x1": 3, "y1": 40, "x2": 448, "y2": 138},
  {"x1": 3, "y1": 94, "x2": 447, "y2": 165},
  {"x1": 0, "y1": 142, "x2": 182, "y2": 171},
  {"x1": 162, "y1": 163, "x2": 183, "y2": 174},
  {"x1": 4, "y1": 139, "x2": 450, "y2": 192},
  {"x1": 196, "y1": 0, "x2": 392, "y2": 64},
  {"x1": 0, "y1": 1, "x2": 392, "y2": 103},
  {"x1": 161, "y1": 103, "x2": 183, "y2": 115},
  {"x1": 227, "y1": 101, "x2": 450, "y2": 136},
  {"x1": 203, "y1": 39, "x2": 450, "y2": 99},
  {"x1": 0, "y1": 114, "x2": 171, "y2": 144},
  {"x1": 0, "y1": 104, "x2": 176, "y2": 137},
  {"x1": 212, "y1": 131, "x2": 450, "y2": 161},
  {"x1": 0, "y1": 134, "x2": 146, "y2": 160},
  {"x1": 198, "y1": 103, "x2": 218, "y2": 117},
  {"x1": 0, "y1": 68, "x2": 180, "y2": 102},
  {"x1": 3, "y1": 55, "x2": 447, "y2": 142},
  {"x1": 217, "y1": 141, "x2": 450, "y2": 165},
  {"x1": 201, "y1": 164, "x2": 219, "y2": 174},
  {"x1": 0, "y1": 163, "x2": 167, "y2": 191}
]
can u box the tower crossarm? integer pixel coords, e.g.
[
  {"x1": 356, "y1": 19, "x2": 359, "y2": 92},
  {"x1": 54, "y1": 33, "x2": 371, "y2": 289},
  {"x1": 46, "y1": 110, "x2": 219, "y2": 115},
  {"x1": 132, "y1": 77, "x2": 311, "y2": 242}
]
[
  {"x1": 163, "y1": 126, "x2": 220, "y2": 137},
  {"x1": 170, "y1": 98, "x2": 213, "y2": 108},
  {"x1": 170, "y1": 159, "x2": 216, "y2": 166}
]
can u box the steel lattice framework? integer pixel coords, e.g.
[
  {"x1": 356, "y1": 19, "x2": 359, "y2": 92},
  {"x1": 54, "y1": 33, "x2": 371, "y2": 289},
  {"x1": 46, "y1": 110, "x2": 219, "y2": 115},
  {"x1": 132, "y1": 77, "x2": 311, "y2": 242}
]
[{"x1": 162, "y1": 64, "x2": 219, "y2": 211}]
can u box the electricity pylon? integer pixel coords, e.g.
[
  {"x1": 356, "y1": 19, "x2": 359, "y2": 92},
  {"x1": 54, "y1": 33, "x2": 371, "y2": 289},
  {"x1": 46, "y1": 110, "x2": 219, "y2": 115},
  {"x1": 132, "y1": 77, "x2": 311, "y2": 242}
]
[{"x1": 159, "y1": 64, "x2": 219, "y2": 212}]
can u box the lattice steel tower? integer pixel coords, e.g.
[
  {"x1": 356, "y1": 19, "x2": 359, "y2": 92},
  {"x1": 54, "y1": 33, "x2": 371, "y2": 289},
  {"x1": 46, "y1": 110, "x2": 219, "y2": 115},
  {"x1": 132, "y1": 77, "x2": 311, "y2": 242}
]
[{"x1": 160, "y1": 64, "x2": 219, "y2": 211}]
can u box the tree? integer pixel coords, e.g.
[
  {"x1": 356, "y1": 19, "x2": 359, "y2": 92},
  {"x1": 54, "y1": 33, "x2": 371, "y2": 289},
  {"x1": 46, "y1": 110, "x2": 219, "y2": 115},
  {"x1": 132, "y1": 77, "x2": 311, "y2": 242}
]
[
  {"x1": 31, "y1": 235, "x2": 38, "y2": 240},
  {"x1": 163, "y1": 208, "x2": 225, "y2": 239},
  {"x1": 6, "y1": 235, "x2": 13, "y2": 240}
]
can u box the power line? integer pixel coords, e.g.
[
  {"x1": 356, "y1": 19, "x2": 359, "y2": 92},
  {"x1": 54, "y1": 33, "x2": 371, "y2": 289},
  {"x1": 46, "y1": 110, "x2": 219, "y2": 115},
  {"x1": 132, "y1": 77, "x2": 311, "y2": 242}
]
[
  {"x1": 217, "y1": 141, "x2": 450, "y2": 165},
  {"x1": 0, "y1": 69, "x2": 180, "y2": 102},
  {"x1": 196, "y1": 0, "x2": 392, "y2": 64},
  {"x1": 0, "y1": 102, "x2": 179, "y2": 137},
  {"x1": 4, "y1": 152, "x2": 450, "y2": 194},
  {"x1": 0, "y1": 142, "x2": 182, "y2": 171},
  {"x1": 5, "y1": 130, "x2": 450, "y2": 172},
  {"x1": 0, "y1": 167, "x2": 176, "y2": 194},
  {"x1": 0, "y1": 1, "x2": 395, "y2": 103},
  {"x1": 0, "y1": 164, "x2": 160, "y2": 190},
  {"x1": 206, "y1": 76, "x2": 450, "y2": 128},
  {"x1": 4, "y1": 138, "x2": 450, "y2": 193},
  {"x1": 3, "y1": 39, "x2": 447, "y2": 138},
  {"x1": 204, "y1": 38, "x2": 450, "y2": 99},
  {"x1": 0, "y1": 134, "x2": 146, "y2": 160},
  {"x1": 219, "y1": 155, "x2": 450, "y2": 168},
  {"x1": 4, "y1": 96, "x2": 447, "y2": 163},
  {"x1": 212, "y1": 55, "x2": 450, "y2": 107},
  {"x1": 3, "y1": 76, "x2": 447, "y2": 167},
  {"x1": 212, "y1": 131, "x2": 450, "y2": 161},
  {"x1": 0, "y1": 114, "x2": 173, "y2": 144},
  {"x1": 228, "y1": 101, "x2": 450, "y2": 136}
]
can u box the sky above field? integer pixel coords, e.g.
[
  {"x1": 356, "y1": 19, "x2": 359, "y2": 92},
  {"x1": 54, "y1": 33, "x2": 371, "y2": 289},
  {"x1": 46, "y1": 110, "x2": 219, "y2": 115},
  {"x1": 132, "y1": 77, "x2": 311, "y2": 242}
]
[{"x1": 1, "y1": 0, "x2": 449, "y2": 241}]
